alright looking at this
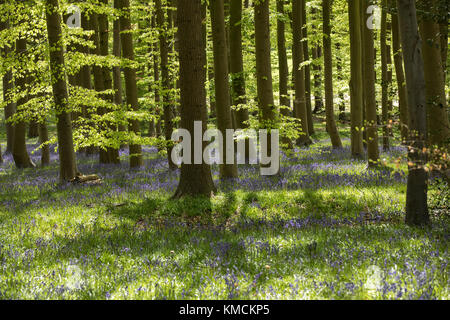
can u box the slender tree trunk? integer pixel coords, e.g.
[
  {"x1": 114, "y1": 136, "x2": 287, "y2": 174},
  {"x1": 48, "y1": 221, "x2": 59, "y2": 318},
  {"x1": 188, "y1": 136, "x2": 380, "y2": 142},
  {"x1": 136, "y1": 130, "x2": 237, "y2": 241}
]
[
  {"x1": 336, "y1": 42, "x2": 346, "y2": 121},
  {"x1": 292, "y1": 0, "x2": 311, "y2": 146},
  {"x1": 13, "y1": 37, "x2": 35, "y2": 168},
  {"x1": 419, "y1": 5, "x2": 450, "y2": 147},
  {"x1": 45, "y1": 0, "x2": 78, "y2": 182},
  {"x1": 0, "y1": 12, "x2": 15, "y2": 154},
  {"x1": 362, "y1": 0, "x2": 380, "y2": 166},
  {"x1": 210, "y1": 0, "x2": 238, "y2": 178},
  {"x1": 302, "y1": 0, "x2": 314, "y2": 135},
  {"x1": 118, "y1": 0, "x2": 143, "y2": 168},
  {"x1": 230, "y1": 0, "x2": 250, "y2": 130},
  {"x1": 381, "y1": 1, "x2": 390, "y2": 151},
  {"x1": 396, "y1": 0, "x2": 429, "y2": 226},
  {"x1": 277, "y1": 0, "x2": 293, "y2": 149},
  {"x1": 323, "y1": 0, "x2": 342, "y2": 149},
  {"x1": 156, "y1": 0, "x2": 177, "y2": 170},
  {"x1": 38, "y1": 120, "x2": 50, "y2": 166},
  {"x1": 391, "y1": 8, "x2": 409, "y2": 142},
  {"x1": 173, "y1": 0, "x2": 216, "y2": 198},
  {"x1": 348, "y1": 0, "x2": 364, "y2": 158},
  {"x1": 113, "y1": 0, "x2": 126, "y2": 148},
  {"x1": 440, "y1": 22, "x2": 447, "y2": 83},
  {"x1": 312, "y1": 45, "x2": 323, "y2": 114}
]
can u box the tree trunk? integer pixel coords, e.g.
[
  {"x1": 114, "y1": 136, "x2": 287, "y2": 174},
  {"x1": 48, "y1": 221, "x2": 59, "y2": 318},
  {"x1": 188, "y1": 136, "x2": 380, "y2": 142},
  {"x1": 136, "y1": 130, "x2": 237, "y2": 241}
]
[
  {"x1": 348, "y1": 0, "x2": 364, "y2": 158},
  {"x1": 0, "y1": 12, "x2": 15, "y2": 154},
  {"x1": 45, "y1": 0, "x2": 78, "y2": 182},
  {"x1": 312, "y1": 45, "x2": 323, "y2": 114},
  {"x1": 336, "y1": 42, "x2": 346, "y2": 121},
  {"x1": 13, "y1": 37, "x2": 35, "y2": 168},
  {"x1": 156, "y1": 0, "x2": 177, "y2": 170},
  {"x1": 173, "y1": 0, "x2": 216, "y2": 198},
  {"x1": 419, "y1": 5, "x2": 450, "y2": 147},
  {"x1": 210, "y1": 0, "x2": 238, "y2": 178},
  {"x1": 230, "y1": 0, "x2": 250, "y2": 130},
  {"x1": 38, "y1": 120, "x2": 50, "y2": 166},
  {"x1": 302, "y1": 0, "x2": 314, "y2": 135},
  {"x1": 113, "y1": 0, "x2": 126, "y2": 148},
  {"x1": 322, "y1": 0, "x2": 342, "y2": 149},
  {"x1": 292, "y1": 0, "x2": 311, "y2": 146},
  {"x1": 276, "y1": 0, "x2": 293, "y2": 149},
  {"x1": 396, "y1": 0, "x2": 429, "y2": 226},
  {"x1": 118, "y1": 0, "x2": 143, "y2": 168},
  {"x1": 391, "y1": 8, "x2": 409, "y2": 142},
  {"x1": 362, "y1": 0, "x2": 380, "y2": 166},
  {"x1": 381, "y1": 1, "x2": 390, "y2": 151}
]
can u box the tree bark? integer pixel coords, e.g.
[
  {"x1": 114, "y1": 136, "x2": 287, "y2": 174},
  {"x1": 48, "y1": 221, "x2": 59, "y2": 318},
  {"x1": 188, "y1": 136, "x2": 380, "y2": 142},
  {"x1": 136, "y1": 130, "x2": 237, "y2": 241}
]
[
  {"x1": 322, "y1": 0, "x2": 342, "y2": 149},
  {"x1": 391, "y1": 7, "x2": 409, "y2": 142},
  {"x1": 302, "y1": 0, "x2": 314, "y2": 135},
  {"x1": 348, "y1": 0, "x2": 364, "y2": 158},
  {"x1": 12, "y1": 37, "x2": 35, "y2": 168},
  {"x1": 210, "y1": 0, "x2": 238, "y2": 178},
  {"x1": 419, "y1": 3, "x2": 450, "y2": 147},
  {"x1": 118, "y1": 0, "x2": 143, "y2": 168},
  {"x1": 173, "y1": 0, "x2": 216, "y2": 198},
  {"x1": 362, "y1": 0, "x2": 380, "y2": 166},
  {"x1": 396, "y1": 0, "x2": 429, "y2": 226},
  {"x1": 45, "y1": 0, "x2": 79, "y2": 182},
  {"x1": 381, "y1": 1, "x2": 390, "y2": 151},
  {"x1": 156, "y1": 0, "x2": 177, "y2": 170},
  {"x1": 0, "y1": 11, "x2": 15, "y2": 154},
  {"x1": 230, "y1": 0, "x2": 250, "y2": 130},
  {"x1": 292, "y1": 0, "x2": 311, "y2": 146}
]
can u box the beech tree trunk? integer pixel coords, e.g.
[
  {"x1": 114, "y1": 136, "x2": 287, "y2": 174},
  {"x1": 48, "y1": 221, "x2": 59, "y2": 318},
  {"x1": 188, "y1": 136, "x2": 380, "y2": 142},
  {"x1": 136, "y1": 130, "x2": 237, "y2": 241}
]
[
  {"x1": 0, "y1": 11, "x2": 15, "y2": 154},
  {"x1": 173, "y1": 0, "x2": 216, "y2": 198},
  {"x1": 156, "y1": 0, "x2": 177, "y2": 170},
  {"x1": 391, "y1": 8, "x2": 409, "y2": 142},
  {"x1": 45, "y1": 0, "x2": 78, "y2": 182},
  {"x1": 302, "y1": 0, "x2": 314, "y2": 135},
  {"x1": 380, "y1": 1, "x2": 390, "y2": 151},
  {"x1": 276, "y1": 0, "x2": 293, "y2": 149},
  {"x1": 13, "y1": 37, "x2": 35, "y2": 168},
  {"x1": 419, "y1": 3, "x2": 450, "y2": 147},
  {"x1": 322, "y1": 0, "x2": 342, "y2": 149},
  {"x1": 210, "y1": 0, "x2": 238, "y2": 178},
  {"x1": 348, "y1": 0, "x2": 364, "y2": 158},
  {"x1": 292, "y1": 0, "x2": 311, "y2": 146},
  {"x1": 118, "y1": 0, "x2": 143, "y2": 168},
  {"x1": 362, "y1": 0, "x2": 379, "y2": 166},
  {"x1": 396, "y1": 0, "x2": 429, "y2": 226},
  {"x1": 230, "y1": 0, "x2": 250, "y2": 130}
]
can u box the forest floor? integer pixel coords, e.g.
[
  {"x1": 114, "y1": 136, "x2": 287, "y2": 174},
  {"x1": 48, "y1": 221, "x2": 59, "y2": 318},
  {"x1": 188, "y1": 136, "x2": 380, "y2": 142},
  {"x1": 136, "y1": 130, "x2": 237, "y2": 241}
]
[{"x1": 0, "y1": 122, "x2": 448, "y2": 299}]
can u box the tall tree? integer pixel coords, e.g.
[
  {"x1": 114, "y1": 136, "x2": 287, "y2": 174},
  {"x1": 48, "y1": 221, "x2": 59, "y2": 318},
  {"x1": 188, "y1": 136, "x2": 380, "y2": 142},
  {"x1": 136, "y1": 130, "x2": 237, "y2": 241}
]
[
  {"x1": 276, "y1": 0, "x2": 293, "y2": 149},
  {"x1": 173, "y1": 0, "x2": 216, "y2": 198},
  {"x1": 322, "y1": 0, "x2": 342, "y2": 149},
  {"x1": 380, "y1": 0, "x2": 390, "y2": 151},
  {"x1": 118, "y1": 0, "x2": 143, "y2": 168},
  {"x1": 302, "y1": 0, "x2": 314, "y2": 135},
  {"x1": 12, "y1": 29, "x2": 35, "y2": 168},
  {"x1": 348, "y1": 0, "x2": 364, "y2": 158},
  {"x1": 0, "y1": 6, "x2": 15, "y2": 154},
  {"x1": 210, "y1": 0, "x2": 238, "y2": 178},
  {"x1": 362, "y1": 0, "x2": 380, "y2": 166},
  {"x1": 45, "y1": 0, "x2": 78, "y2": 181},
  {"x1": 230, "y1": 0, "x2": 250, "y2": 131},
  {"x1": 292, "y1": 0, "x2": 311, "y2": 145},
  {"x1": 156, "y1": 0, "x2": 177, "y2": 170},
  {"x1": 396, "y1": 0, "x2": 429, "y2": 226},
  {"x1": 419, "y1": 0, "x2": 450, "y2": 147},
  {"x1": 391, "y1": 4, "x2": 408, "y2": 142}
]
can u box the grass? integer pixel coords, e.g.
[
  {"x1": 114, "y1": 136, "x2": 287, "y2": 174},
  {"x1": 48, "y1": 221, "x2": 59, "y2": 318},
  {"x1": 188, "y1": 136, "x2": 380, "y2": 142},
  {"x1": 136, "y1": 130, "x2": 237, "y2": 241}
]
[{"x1": 0, "y1": 122, "x2": 448, "y2": 300}]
